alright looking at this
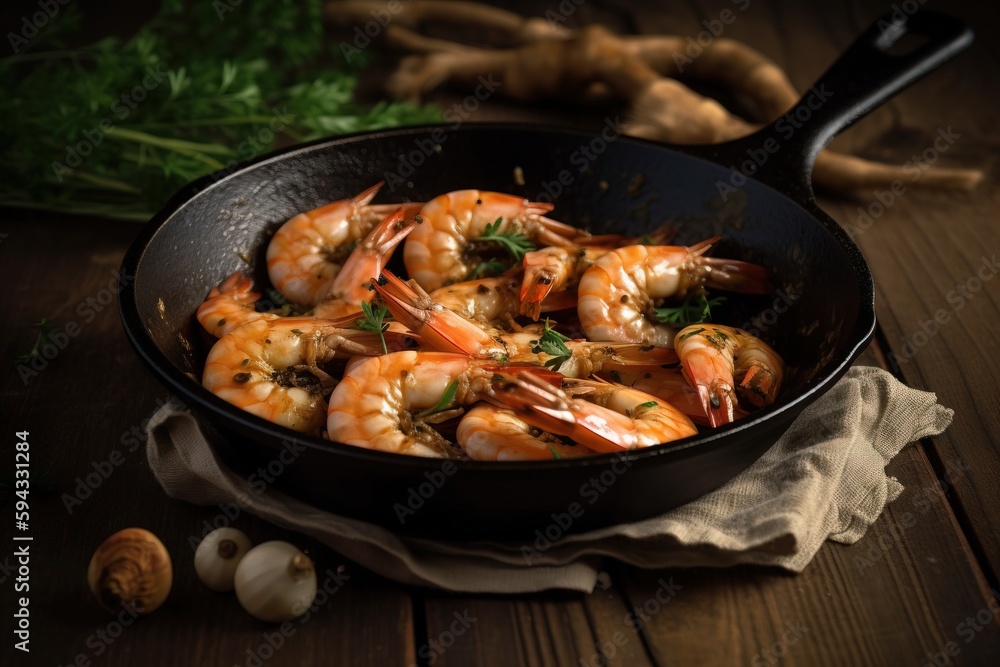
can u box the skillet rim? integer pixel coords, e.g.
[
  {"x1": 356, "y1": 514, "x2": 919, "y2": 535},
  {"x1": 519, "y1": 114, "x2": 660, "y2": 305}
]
[{"x1": 119, "y1": 121, "x2": 877, "y2": 471}]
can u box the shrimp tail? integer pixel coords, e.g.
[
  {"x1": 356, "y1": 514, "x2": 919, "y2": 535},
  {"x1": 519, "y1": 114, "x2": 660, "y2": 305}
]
[
  {"x1": 535, "y1": 215, "x2": 586, "y2": 247},
  {"x1": 703, "y1": 258, "x2": 773, "y2": 294},
  {"x1": 351, "y1": 181, "x2": 384, "y2": 206},
  {"x1": 373, "y1": 269, "x2": 496, "y2": 356},
  {"x1": 369, "y1": 208, "x2": 418, "y2": 260},
  {"x1": 738, "y1": 364, "x2": 780, "y2": 407},
  {"x1": 687, "y1": 236, "x2": 772, "y2": 294},
  {"x1": 519, "y1": 271, "x2": 554, "y2": 319},
  {"x1": 694, "y1": 383, "x2": 737, "y2": 428},
  {"x1": 211, "y1": 272, "x2": 261, "y2": 305}
]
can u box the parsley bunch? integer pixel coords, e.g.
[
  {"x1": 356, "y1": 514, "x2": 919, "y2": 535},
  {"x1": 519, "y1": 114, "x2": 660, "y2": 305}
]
[{"x1": 0, "y1": 0, "x2": 439, "y2": 221}]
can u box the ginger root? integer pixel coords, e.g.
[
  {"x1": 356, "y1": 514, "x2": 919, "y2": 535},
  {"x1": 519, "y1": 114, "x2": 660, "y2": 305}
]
[{"x1": 326, "y1": 1, "x2": 982, "y2": 194}]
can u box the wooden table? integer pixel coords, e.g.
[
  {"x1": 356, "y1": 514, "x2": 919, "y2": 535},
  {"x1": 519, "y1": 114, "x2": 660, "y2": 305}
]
[{"x1": 4, "y1": 1, "x2": 1000, "y2": 665}]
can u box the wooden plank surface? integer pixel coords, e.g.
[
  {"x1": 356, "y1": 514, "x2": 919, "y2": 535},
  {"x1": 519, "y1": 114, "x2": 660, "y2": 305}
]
[
  {"x1": 0, "y1": 216, "x2": 416, "y2": 667},
  {"x1": 4, "y1": 0, "x2": 1000, "y2": 665}
]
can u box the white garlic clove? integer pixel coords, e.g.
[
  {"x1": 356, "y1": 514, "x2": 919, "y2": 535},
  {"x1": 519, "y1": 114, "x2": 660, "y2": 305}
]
[
  {"x1": 194, "y1": 528, "x2": 253, "y2": 592},
  {"x1": 234, "y1": 541, "x2": 317, "y2": 623}
]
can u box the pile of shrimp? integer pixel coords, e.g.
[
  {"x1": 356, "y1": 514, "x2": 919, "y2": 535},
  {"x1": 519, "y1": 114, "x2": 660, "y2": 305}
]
[{"x1": 196, "y1": 183, "x2": 785, "y2": 461}]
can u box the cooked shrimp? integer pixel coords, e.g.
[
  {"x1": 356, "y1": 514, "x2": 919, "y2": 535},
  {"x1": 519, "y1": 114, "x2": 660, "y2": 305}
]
[
  {"x1": 674, "y1": 324, "x2": 785, "y2": 427},
  {"x1": 203, "y1": 318, "x2": 419, "y2": 434},
  {"x1": 431, "y1": 273, "x2": 576, "y2": 328},
  {"x1": 197, "y1": 272, "x2": 279, "y2": 338},
  {"x1": 374, "y1": 269, "x2": 677, "y2": 371},
  {"x1": 520, "y1": 245, "x2": 610, "y2": 320},
  {"x1": 312, "y1": 209, "x2": 417, "y2": 318},
  {"x1": 493, "y1": 374, "x2": 697, "y2": 453},
  {"x1": 599, "y1": 367, "x2": 747, "y2": 426},
  {"x1": 577, "y1": 238, "x2": 772, "y2": 345},
  {"x1": 457, "y1": 404, "x2": 592, "y2": 461},
  {"x1": 326, "y1": 351, "x2": 560, "y2": 458},
  {"x1": 403, "y1": 189, "x2": 586, "y2": 291},
  {"x1": 266, "y1": 182, "x2": 422, "y2": 306}
]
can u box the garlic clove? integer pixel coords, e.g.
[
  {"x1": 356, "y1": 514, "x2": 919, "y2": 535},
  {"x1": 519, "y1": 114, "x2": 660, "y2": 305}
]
[
  {"x1": 87, "y1": 527, "x2": 172, "y2": 615},
  {"x1": 234, "y1": 541, "x2": 317, "y2": 623},
  {"x1": 194, "y1": 527, "x2": 252, "y2": 592}
]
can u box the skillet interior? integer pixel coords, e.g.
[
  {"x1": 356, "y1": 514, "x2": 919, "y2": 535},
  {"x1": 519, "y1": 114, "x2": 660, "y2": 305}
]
[{"x1": 122, "y1": 124, "x2": 873, "y2": 538}]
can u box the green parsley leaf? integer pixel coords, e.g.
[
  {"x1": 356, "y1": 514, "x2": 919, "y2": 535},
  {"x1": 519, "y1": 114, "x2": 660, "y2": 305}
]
[
  {"x1": 15, "y1": 319, "x2": 59, "y2": 364},
  {"x1": 655, "y1": 294, "x2": 726, "y2": 325},
  {"x1": 355, "y1": 301, "x2": 390, "y2": 354},
  {"x1": 416, "y1": 380, "x2": 459, "y2": 419},
  {"x1": 476, "y1": 217, "x2": 536, "y2": 262},
  {"x1": 529, "y1": 318, "x2": 573, "y2": 372}
]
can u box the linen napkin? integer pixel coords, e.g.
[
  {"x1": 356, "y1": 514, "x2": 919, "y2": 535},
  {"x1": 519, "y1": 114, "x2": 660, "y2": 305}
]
[{"x1": 146, "y1": 366, "x2": 952, "y2": 593}]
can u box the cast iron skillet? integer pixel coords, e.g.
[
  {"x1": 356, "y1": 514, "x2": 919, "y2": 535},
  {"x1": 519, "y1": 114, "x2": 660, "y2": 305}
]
[{"x1": 120, "y1": 12, "x2": 971, "y2": 539}]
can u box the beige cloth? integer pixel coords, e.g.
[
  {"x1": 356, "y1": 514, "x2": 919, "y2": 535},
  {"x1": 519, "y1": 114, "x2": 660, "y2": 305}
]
[{"x1": 147, "y1": 366, "x2": 952, "y2": 593}]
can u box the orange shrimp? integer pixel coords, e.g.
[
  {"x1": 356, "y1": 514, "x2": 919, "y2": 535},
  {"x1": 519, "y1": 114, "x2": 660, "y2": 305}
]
[
  {"x1": 599, "y1": 367, "x2": 748, "y2": 426},
  {"x1": 202, "y1": 319, "x2": 419, "y2": 434},
  {"x1": 577, "y1": 238, "x2": 772, "y2": 345},
  {"x1": 326, "y1": 351, "x2": 560, "y2": 458},
  {"x1": 674, "y1": 324, "x2": 785, "y2": 427},
  {"x1": 493, "y1": 374, "x2": 697, "y2": 453},
  {"x1": 312, "y1": 209, "x2": 417, "y2": 318},
  {"x1": 520, "y1": 245, "x2": 611, "y2": 320},
  {"x1": 456, "y1": 404, "x2": 593, "y2": 461},
  {"x1": 373, "y1": 269, "x2": 676, "y2": 372},
  {"x1": 402, "y1": 189, "x2": 586, "y2": 291},
  {"x1": 196, "y1": 272, "x2": 279, "y2": 338},
  {"x1": 266, "y1": 182, "x2": 421, "y2": 306}
]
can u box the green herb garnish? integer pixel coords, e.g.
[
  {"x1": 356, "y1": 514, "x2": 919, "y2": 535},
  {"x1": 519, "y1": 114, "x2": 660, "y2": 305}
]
[
  {"x1": 16, "y1": 320, "x2": 59, "y2": 363},
  {"x1": 636, "y1": 401, "x2": 658, "y2": 409},
  {"x1": 416, "y1": 380, "x2": 459, "y2": 419},
  {"x1": 529, "y1": 319, "x2": 573, "y2": 372},
  {"x1": 470, "y1": 258, "x2": 507, "y2": 279},
  {"x1": 476, "y1": 217, "x2": 536, "y2": 261},
  {"x1": 355, "y1": 301, "x2": 390, "y2": 354},
  {"x1": 655, "y1": 294, "x2": 725, "y2": 325},
  {"x1": 0, "y1": 0, "x2": 439, "y2": 221},
  {"x1": 547, "y1": 444, "x2": 564, "y2": 459}
]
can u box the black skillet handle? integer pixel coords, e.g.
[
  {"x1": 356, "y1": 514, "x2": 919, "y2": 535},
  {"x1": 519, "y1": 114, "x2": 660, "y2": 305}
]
[{"x1": 690, "y1": 11, "x2": 973, "y2": 204}]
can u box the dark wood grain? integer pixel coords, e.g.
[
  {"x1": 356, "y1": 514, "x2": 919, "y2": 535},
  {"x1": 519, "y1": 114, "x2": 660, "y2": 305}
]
[
  {"x1": 5, "y1": 0, "x2": 1000, "y2": 665},
  {"x1": 0, "y1": 217, "x2": 415, "y2": 667}
]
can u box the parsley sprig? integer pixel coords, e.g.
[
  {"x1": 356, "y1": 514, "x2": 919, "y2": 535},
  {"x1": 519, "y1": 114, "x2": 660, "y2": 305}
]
[
  {"x1": 415, "y1": 380, "x2": 459, "y2": 419},
  {"x1": 16, "y1": 320, "x2": 59, "y2": 364},
  {"x1": 355, "y1": 301, "x2": 390, "y2": 354},
  {"x1": 529, "y1": 319, "x2": 573, "y2": 371},
  {"x1": 655, "y1": 294, "x2": 725, "y2": 325},
  {"x1": 476, "y1": 217, "x2": 536, "y2": 262}
]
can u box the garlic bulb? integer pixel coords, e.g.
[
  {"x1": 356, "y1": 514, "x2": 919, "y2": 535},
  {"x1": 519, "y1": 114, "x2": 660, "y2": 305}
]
[
  {"x1": 234, "y1": 541, "x2": 317, "y2": 622},
  {"x1": 87, "y1": 527, "x2": 172, "y2": 615},
  {"x1": 195, "y1": 528, "x2": 252, "y2": 592}
]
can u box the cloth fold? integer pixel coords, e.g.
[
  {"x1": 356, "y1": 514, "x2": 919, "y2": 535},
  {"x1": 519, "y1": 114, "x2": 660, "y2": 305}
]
[{"x1": 146, "y1": 366, "x2": 952, "y2": 593}]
